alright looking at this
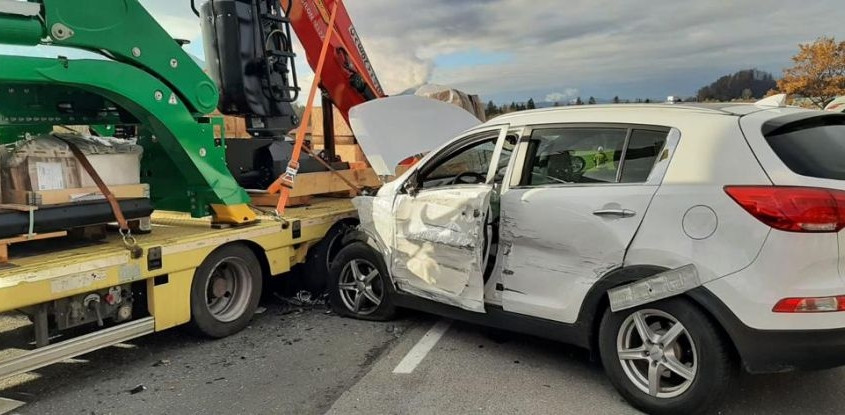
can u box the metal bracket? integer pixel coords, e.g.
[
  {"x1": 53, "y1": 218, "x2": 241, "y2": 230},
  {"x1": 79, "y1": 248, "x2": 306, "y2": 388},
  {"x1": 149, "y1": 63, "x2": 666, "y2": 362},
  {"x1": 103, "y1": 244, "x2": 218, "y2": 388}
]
[{"x1": 608, "y1": 264, "x2": 700, "y2": 312}]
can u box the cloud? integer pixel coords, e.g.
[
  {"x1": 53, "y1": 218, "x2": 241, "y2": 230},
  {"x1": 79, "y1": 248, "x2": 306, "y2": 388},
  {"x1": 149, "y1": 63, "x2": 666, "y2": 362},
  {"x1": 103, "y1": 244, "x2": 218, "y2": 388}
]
[
  {"x1": 545, "y1": 89, "x2": 580, "y2": 103},
  {"x1": 342, "y1": 0, "x2": 845, "y2": 100}
]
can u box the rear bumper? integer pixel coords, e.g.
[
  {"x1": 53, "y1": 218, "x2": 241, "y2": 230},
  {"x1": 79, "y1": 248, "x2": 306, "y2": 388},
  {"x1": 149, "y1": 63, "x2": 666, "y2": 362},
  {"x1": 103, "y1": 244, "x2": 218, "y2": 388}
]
[{"x1": 688, "y1": 287, "x2": 845, "y2": 373}]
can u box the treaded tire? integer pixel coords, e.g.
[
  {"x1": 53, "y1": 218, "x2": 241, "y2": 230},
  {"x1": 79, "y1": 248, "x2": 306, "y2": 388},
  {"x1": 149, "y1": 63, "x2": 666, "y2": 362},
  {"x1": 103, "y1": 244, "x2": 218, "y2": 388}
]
[
  {"x1": 328, "y1": 242, "x2": 396, "y2": 321},
  {"x1": 598, "y1": 297, "x2": 734, "y2": 415},
  {"x1": 188, "y1": 244, "x2": 263, "y2": 338}
]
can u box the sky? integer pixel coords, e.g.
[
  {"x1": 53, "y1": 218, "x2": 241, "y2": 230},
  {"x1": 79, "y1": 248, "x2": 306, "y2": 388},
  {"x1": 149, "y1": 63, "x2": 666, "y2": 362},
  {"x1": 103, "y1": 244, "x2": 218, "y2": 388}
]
[{"x1": 4, "y1": 0, "x2": 844, "y2": 104}]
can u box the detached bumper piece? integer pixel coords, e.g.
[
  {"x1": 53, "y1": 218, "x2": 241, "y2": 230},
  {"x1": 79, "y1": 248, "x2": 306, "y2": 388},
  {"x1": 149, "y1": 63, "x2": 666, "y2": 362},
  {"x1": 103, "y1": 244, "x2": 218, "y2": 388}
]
[{"x1": 0, "y1": 198, "x2": 154, "y2": 239}]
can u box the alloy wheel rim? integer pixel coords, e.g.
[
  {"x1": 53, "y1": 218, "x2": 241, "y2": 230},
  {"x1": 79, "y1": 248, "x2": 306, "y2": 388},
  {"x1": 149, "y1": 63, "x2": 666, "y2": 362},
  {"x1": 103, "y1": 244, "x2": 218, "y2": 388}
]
[
  {"x1": 338, "y1": 259, "x2": 383, "y2": 315},
  {"x1": 616, "y1": 309, "x2": 698, "y2": 398}
]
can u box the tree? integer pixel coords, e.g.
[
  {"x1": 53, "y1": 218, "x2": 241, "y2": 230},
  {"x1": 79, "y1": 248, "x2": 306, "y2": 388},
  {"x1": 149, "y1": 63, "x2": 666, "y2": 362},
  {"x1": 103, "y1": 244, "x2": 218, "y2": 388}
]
[
  {"x1": 697, "y1": 69, "x2": 776, "y2": 102},
  {"x1": 777, "y1": 36, "x2": 845, "y2": 108},
  {"x1": 553, "y1": 101, "x2": 561, "y2": 107},
  {"x1": 613, "y1": 96, "x2": 620, "y2": 104},
  {"x1": 485, "y1": 100, "x2": 498, "y2": 118},
  {"x1": 588, "y1": 96, "x2": 596, "y2": 105},
  {"x1": 575, "y1": 96, "x2": 584, "y2": 105},
  {"x1": 644, "y1": 98, "x2": 651, "y2": 103},
  {"x1": 527, "y1": 98, "x2": 536, "y2": 109},
  {"x1": 741, "y1": 88, "x2": 753, "y2": 100}
]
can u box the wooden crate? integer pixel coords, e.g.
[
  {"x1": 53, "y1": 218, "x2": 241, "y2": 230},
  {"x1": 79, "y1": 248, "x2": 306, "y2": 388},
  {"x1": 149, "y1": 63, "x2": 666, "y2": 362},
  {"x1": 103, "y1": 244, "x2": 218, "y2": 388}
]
[
  {"x1": 250, "y1": 168, "x2": 380, "y2": 207},
  {"x1": 3, "y1": 183, "x2": 150, "y2": 206},
  {"x1": 311, "y1": 106, "x2": 354, "y2": 136}
]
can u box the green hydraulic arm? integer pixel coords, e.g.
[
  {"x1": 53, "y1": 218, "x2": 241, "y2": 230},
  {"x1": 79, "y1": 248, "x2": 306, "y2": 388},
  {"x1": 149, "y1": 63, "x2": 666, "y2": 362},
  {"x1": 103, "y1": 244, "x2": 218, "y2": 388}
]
[{"x1": 0, "y1": 0, "x2": 255, "y2": 223}]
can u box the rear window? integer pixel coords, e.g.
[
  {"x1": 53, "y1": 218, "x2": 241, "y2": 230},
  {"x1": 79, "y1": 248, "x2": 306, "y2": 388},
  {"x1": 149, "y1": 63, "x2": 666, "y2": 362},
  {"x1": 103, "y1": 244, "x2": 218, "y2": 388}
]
[{"x1": 764, "y1": 115, "x2": 845, "y2": 180}]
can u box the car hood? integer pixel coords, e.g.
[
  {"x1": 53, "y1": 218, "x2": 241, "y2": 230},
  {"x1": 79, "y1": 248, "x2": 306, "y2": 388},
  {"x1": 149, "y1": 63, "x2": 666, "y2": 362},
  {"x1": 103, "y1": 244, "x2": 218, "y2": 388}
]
[{"x1": 348, "y1": 95, "x2": 482, "y2": 176}]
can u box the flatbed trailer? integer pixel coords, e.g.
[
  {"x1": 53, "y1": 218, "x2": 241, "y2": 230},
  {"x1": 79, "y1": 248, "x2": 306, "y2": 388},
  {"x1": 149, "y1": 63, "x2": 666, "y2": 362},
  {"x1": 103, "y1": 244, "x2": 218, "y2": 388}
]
[{"x1": 0, "y1": 198, "x2": 357, "y2": 380}]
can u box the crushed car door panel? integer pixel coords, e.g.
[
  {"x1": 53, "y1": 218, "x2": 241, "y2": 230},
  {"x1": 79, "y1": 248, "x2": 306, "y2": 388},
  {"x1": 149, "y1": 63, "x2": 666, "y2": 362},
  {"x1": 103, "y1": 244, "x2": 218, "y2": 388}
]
[
  {"x1": 392, "y1": 186, "x2": 492, "y2": 312},
  {"x1": 390, "y1": 127, "x2": 509, "y2": 313},
  {"x1": 500, "y1": 126, "x2": 672, "y2": 323}
]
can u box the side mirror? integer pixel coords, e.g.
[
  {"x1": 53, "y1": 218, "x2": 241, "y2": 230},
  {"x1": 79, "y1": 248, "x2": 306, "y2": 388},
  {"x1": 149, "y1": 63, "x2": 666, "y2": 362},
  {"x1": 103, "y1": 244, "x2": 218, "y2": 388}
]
[{"x1": 403, "y1": 175, "x2": 419, "y2": 197}]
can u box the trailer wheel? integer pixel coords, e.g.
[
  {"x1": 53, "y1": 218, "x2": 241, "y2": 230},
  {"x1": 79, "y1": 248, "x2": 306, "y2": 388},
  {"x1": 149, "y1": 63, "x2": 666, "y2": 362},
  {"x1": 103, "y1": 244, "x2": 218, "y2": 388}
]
[
  {"x1": 188, "y1": 244, "x2": 263, "y2": 338},
  {"x1": 303, "y1": 224, "x2": 348, "y2": 295}
]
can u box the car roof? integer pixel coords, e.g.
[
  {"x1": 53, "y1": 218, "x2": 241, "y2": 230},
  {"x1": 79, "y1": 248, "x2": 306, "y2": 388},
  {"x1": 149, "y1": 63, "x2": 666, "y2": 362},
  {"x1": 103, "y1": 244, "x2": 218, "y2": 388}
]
[{"x1": 482, "y1": 102, "x2": 785, "y2": 128}]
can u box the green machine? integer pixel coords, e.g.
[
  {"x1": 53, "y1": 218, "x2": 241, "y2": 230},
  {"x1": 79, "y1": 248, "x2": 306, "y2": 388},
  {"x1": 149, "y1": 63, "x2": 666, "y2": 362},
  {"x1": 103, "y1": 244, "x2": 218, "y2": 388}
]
[{"x1": 0, "y1": 0, "x2": 299, "y2": 224}]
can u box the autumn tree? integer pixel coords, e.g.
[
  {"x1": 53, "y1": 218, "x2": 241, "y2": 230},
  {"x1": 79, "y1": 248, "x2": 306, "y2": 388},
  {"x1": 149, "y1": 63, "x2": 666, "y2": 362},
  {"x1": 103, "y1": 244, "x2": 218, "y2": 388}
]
[{"x1": 777, "y1": 36, "x2": 845, "y2": 109}]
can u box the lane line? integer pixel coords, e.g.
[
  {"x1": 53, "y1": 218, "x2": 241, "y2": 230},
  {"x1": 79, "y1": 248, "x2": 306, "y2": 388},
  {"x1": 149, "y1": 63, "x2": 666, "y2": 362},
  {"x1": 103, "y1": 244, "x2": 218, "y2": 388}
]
[
  {"x1": 392, "y1": 319, "x2": 452, "y2": 374},
  {"x1": 0, "y1": 397, "x2": 25, "y2": 415}
]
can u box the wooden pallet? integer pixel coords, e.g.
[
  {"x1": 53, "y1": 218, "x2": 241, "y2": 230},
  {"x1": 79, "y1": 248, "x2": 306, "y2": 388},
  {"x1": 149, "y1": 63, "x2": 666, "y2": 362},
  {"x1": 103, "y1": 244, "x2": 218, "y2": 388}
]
[
  {"x1": 249, "y1": 168, "x2": 380, "y2": 208},
  {"x1": 0, "y1": 231, "x2": 68, "y2": 263},
  {"x1": 0, "y1": 203, "x2": 68, "y2": 263}
]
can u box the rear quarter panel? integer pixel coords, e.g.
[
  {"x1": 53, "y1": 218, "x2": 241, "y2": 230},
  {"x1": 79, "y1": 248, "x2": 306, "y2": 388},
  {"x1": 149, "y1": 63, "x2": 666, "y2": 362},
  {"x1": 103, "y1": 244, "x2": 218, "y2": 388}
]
[{"x1": 625, "y1": 115, "x2": 773, "y2": 284}]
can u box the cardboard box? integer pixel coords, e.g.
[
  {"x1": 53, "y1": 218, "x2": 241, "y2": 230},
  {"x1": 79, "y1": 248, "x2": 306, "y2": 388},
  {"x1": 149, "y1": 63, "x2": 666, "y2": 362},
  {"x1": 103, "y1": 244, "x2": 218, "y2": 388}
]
[
  {"x1": 1, "y1": 135, "x2": 144, "y2": 204},
  {"x1": 2, "y1": 136, "x2": 82, "y2": 196}
]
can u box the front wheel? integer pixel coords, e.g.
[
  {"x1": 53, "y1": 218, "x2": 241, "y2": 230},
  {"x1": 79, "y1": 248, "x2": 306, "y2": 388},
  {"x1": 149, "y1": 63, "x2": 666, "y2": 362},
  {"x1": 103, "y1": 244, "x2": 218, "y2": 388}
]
[
  {"x1": 598, "y1": 297, "x2": 734, "y2": 415},
  {"x1": 328, "y1": 242, "x2": 396, "y2": 321}
]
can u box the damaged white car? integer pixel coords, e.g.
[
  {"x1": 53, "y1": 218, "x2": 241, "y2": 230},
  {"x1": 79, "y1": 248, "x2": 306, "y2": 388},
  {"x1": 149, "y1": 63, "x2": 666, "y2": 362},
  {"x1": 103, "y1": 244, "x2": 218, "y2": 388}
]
[{"x1": 329, "y1": 95, "x2": 845, "y2": 414}]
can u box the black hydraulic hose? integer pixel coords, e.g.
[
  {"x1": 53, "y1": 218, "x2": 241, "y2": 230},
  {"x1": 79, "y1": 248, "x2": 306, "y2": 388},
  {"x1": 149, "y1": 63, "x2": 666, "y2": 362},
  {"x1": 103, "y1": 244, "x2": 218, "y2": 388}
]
[{"x1": 191, "y1": 0, "x2": 200, "y2": 17}]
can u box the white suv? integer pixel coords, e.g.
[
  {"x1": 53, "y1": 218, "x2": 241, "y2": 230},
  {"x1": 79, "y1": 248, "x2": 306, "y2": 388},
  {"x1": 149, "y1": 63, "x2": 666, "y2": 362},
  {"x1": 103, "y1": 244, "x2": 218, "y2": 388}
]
[{"x1": 328, "y1": 96, "x2": 845, "y2": 414}]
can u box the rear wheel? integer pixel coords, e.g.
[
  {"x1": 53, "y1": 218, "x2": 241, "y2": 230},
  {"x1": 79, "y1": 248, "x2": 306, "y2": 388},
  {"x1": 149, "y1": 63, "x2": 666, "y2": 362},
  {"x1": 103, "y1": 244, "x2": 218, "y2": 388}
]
[
  {"x1": 302, "y1": 223, "x2": 349, "y2": 295},
  {"x1": 328, "y1": 242, "x2": 396, "y2": 321},
  {"x1": 188, "y1": 244, "x2": 263, "y2": 338},
  {"x1": 598, "y1": 297, "x2": 734, "y2": 414}
]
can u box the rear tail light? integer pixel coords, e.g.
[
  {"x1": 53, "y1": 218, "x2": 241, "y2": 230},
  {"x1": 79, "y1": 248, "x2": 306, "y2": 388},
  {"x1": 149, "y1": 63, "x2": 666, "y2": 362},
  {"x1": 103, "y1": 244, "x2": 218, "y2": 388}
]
[
  {"x1": 773, "y1": 296, "x2": 845, "y2": 313},
  {"x1": 724, "y1": 186, "x2": 845, "y2": 232}
]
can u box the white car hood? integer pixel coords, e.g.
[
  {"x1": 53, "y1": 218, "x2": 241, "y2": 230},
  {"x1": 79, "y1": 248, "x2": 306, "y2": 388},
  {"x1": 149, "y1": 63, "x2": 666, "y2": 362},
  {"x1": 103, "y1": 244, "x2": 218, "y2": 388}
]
[{"x1": 349, "y1": 95, "x2": 482, "y2": 176}]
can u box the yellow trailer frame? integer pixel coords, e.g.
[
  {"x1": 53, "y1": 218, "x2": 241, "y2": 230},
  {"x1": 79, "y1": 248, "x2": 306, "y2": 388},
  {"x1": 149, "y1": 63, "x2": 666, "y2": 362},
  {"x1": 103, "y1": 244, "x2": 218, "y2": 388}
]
[{"x1": 0, "y1": 198, "x2": 357, "y2": 379}]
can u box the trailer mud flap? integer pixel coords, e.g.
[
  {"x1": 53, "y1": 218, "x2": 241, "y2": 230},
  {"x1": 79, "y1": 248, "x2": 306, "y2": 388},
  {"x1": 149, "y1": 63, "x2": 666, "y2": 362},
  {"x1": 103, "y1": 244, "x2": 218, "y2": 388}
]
[{"x1": 608, "y1": 264, "x2": 700, "y2": 312}]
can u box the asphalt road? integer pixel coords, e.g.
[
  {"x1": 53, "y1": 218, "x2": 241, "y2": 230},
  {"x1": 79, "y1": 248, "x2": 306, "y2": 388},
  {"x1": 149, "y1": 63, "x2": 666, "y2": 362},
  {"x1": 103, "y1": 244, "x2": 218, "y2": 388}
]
[{"x1": 4, "y1": 300, "x2": 845, "y2": 414}]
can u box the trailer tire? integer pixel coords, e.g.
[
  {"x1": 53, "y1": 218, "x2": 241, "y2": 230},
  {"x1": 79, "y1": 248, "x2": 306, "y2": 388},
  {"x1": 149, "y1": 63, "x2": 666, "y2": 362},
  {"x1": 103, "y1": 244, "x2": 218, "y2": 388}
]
[
  {"x1": 303, "y1": 224, "x2": 348, "y2": 295},
  {"x1": 188, "y1": 244, "x2": 263, "y2": 338}
]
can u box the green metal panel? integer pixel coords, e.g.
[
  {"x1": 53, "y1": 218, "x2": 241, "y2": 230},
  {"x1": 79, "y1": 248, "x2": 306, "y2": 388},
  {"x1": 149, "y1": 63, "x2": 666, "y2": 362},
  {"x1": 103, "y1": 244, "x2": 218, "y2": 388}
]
[
  {"x1": 0, "y1": 15, "x2": 44, "y2": 46},
  {"x1": 39, "y1": 0, "x2": 219, "y2": 115},
  {"x1": 0, "y1": 55, "x2": 249, "y2": 217}
]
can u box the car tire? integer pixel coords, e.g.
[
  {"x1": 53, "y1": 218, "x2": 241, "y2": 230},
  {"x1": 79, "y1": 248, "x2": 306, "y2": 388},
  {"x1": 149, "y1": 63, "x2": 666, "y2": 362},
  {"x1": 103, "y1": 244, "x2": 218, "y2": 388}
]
[
  {"x1": 328, "y1": 242, "x2": 396, "y2": 321},
  {"x1": 188, "y1": 244, "x2": 263, "y2": 338},
  {"x1": 598, "y1": 297, "x2": 734, "y2": 415}
]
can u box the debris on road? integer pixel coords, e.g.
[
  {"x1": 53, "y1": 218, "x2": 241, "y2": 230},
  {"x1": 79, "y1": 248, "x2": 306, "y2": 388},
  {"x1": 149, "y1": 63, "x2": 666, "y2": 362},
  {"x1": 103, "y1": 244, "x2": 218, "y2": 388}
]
[
  {"x1": 129, "y1": 384, "x2": 147, "y2": 395},
  {"x1": 152, "y1": 359, "x2": 170, "y2": 367}
]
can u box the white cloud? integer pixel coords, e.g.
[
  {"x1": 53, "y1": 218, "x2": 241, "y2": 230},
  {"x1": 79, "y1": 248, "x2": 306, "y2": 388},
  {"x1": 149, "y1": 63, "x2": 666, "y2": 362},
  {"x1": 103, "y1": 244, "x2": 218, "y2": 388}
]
[{"x1": 545, "y1": 89, "x2": 580, "y2": 103}]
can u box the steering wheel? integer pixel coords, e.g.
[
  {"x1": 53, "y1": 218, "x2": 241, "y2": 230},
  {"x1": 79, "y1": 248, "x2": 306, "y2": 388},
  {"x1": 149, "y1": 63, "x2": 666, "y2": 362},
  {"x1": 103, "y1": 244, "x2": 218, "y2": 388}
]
[{"x1": 450, "y1": 171, "x2": 486, "y2": 185}]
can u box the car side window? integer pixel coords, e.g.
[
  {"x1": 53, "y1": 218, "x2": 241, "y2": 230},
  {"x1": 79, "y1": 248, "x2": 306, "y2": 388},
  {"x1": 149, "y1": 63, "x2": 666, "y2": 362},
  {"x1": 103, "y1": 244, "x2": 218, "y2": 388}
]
[
  {"x1": 419, "y1": 138, "x2": 498, "y2": 189},
  {"x1": 518, "y1": 126, "x2": 669, "y2": 186},
  {"x1": 619, "y1": 129, "x2": 668, "y2": 183},
  {"x1": 524, "y1": 128, "x2": 628, "y2": 185}
]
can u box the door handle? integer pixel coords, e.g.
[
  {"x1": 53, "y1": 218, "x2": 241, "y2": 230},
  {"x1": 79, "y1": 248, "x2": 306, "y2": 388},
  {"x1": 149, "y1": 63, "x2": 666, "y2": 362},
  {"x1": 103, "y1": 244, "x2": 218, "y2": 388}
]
[{"x1": 593, "y1": 208, "x2": 637, "y2": 218}]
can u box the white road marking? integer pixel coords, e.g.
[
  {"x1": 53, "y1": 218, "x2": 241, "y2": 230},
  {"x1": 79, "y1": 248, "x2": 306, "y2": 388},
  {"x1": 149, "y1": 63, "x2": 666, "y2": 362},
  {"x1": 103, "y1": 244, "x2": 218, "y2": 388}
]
[
  {"x1": 0, "y1": 397, "x2": 25, "y2": 414},
  {"x1": 393, "y1": 319, "x2": 452, "y2": 374}
]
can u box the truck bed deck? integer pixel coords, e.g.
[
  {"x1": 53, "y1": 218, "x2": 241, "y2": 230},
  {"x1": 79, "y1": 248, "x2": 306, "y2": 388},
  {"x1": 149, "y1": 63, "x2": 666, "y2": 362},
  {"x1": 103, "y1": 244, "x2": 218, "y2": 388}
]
[{"x1": 0, "y1": 198, "x2": 357, "y2": 313}]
